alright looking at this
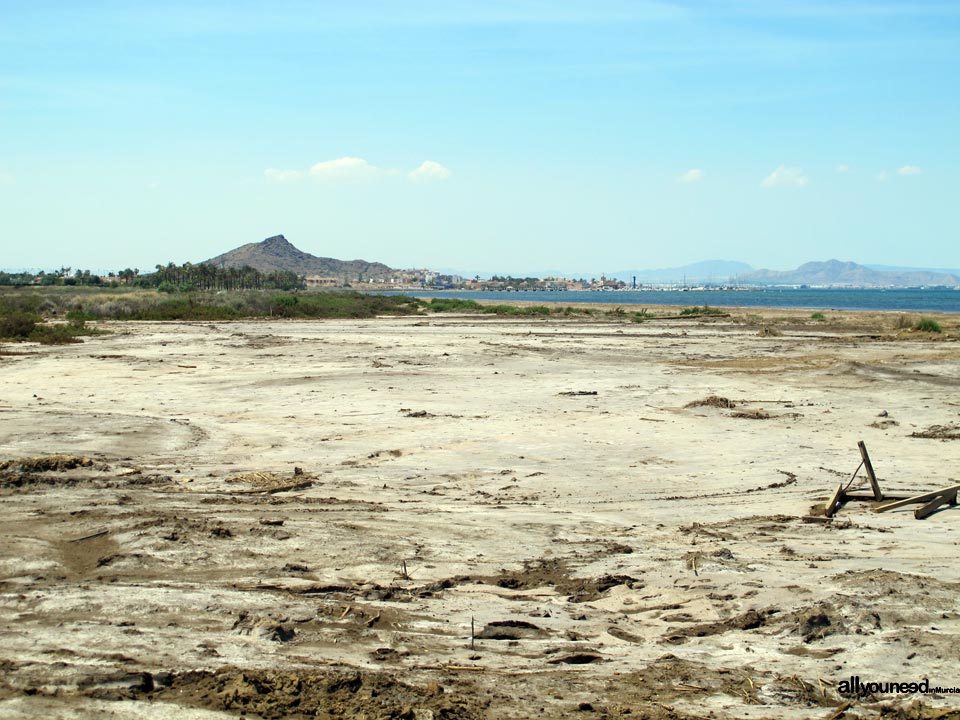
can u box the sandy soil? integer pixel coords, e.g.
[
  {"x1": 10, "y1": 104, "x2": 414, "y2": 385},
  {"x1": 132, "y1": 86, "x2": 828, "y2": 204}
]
[{"x1": 1, "y1": 311, "x2": 958, "y2": 719}]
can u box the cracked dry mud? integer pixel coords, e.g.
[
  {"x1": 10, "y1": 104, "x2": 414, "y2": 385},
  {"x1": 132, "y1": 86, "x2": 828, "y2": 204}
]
[{"x1": 1, "y1": 312, "x2": 959, "y2": 719}]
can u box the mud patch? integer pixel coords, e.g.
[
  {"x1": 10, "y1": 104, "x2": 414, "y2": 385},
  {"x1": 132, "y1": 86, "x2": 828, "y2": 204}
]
[
  {"x1": 685, "y1": 395, "x2": 735, "y2": 409},
  {"x1": 0, "y1": 455, "x2": 97, "y2": 473},
  {"x1": 139, "y1": 667, "x2": 484, "y2": 719},
  {"x1": 665, "y1": 608, "x2": 776, "y2": 641},
  {"x1": 478, "y1": 559, "x2": 641, "y2": 602},
  {"x1": 910, "y1": 424, "x2": 960, "y2": 440},
  {"x1": 731, "y1": 408, "x2": 772, "y2": 420},
  {"x1": 476, "y1": 620, "x2": 547, "y2": 640}
]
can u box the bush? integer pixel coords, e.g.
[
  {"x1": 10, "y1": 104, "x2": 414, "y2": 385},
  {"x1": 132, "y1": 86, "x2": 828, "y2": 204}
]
[
  {"x1": 0, "y1": 311, "x2": 38, "y2": 340},
  {"x1": 428, "y1": 298, "x2": 483, "y2": 312},
  {"x1": 916, "y1": 318, "x2": 942, "y2": 333},
  {"x1": 810, "y1": 312, "x2": 826, "y2": 321},
  {"x1": 679, "y1": 305, "x2": 726, "y2": 317}
]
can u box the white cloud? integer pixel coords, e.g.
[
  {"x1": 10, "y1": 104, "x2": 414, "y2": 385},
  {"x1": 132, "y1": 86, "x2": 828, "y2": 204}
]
[
  {"x1": 897, "y1": 165, "x2": 922, "y2": 176},
  {"x1": 309, "y1": 156, "x2": 379, "y2": 179},
  {"x1": 408, "y1": 160, "x2": 451, "y2": 181},
  {"x1": 761, "y1": 165, "x2": 808, "y2": 188},
  {"x1": 678, "y1": 168, "x2": 704, "y2": 183},
  {"x1": 835, "y1": 164, "x2": 850, "y2": 173},
  {"x1": 876, "y1": 170, "x2": 890, "y2": 182},
  {"x1": 264, "y1": 168, "x2": 305, "y2": 183},
  {"x1": 265, "y1": 157, "x2": 450, "y2": 184}
]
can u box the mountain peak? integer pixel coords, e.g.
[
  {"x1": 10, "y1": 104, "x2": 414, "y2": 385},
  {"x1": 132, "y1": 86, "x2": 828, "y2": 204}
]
[{"x1": 203, "y1": 235, "x2": 396, "y2": 278}]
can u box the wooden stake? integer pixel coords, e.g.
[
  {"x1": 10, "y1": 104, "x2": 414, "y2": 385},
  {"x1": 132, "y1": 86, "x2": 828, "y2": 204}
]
[
  {"x1": 471, "y1": 616, "x2": 475, "y2": 650},
  {"x1": 857, "y1": 441, "x2": 883, "y2": 501},
  {"x1": 827, "y1": 702, "x2": 851, "y2": 720},
  {"x1": 874, "y1": 484, "x2": 960, "y2": 513}
]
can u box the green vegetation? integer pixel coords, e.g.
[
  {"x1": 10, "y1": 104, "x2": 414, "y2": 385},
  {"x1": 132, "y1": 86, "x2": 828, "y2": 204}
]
[
  {"x1": 810, "y1": 312, "x2": 826, "y2": 321},
  {"x1": 142, "y1": 263, "x2": 303, "y2": 291},
  {"x1": 0, "y1": 263, "x2": 303, "y2": 291},
  {"x1": 915, "y1": 317, "x2": 942, "y2": 333},
  {"x1": 1, "y1": 286, "x2": 666, "y2": 343},
  {"x1": 0, "y1": 288, "x2": 422, "y2": 329},
  {"x1": 488, "y1": 275, "x2": 549, "y2": 290},
  {"x1": 425, "y1": 297, "x2": 653, "y2": 322},
  {"x1": 0, "y1": 268, "x2": 108, "y2": 287},
  {"x1": 679, "y1": 305, "x2": 726, "y2": 317},
  {"x1": 426, "y1": 298, "x2": 552, "y2": 316},
  {"x1": 0, "y1": 308, "x2": 102, "y2": 345},
  {"x1": 424, "y1": 298, "x2": 485, "y2": 312},
  {"x1": 0, "y1": 311, "x2": 38, "y2": 340}
]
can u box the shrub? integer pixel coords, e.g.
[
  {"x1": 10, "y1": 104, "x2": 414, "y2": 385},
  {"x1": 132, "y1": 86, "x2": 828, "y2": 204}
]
[
  {"x1": 810, "y1": 312, "x2": 826, "y2": 321},
  {"x1": 428, "y1": 298, "x2": 483, "y2": 312},
  {"x1": 916, "y1": 318, "x2": 942, "y2": 333},
  {"x1": 0, "y1": 311, "x2": 38, "y2": 340},
  {"x1": 680, "y1": 305, "x2": 726, "y2": 317}
]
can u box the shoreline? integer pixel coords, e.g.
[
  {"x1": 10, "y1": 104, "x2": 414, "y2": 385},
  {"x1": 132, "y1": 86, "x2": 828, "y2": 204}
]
[{"x1": 371, "y1": 287, "x2": 960, "y2": 315}]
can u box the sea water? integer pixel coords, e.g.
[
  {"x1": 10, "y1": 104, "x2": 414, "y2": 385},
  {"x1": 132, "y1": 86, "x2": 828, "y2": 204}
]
[{"x1": 376, "y1": 287, "x2": 960, "y2": 314}]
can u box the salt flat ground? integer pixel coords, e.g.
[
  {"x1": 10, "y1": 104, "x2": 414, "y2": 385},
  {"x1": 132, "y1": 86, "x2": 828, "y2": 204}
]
[{"x1": 0, "y1": 313, "x2": 958, "y2": 719}]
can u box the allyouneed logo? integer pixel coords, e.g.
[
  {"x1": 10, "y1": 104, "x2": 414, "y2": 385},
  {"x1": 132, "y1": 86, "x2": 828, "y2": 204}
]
[{"x1": 838, "y1": 676, "x2": 958, "y2": 696}]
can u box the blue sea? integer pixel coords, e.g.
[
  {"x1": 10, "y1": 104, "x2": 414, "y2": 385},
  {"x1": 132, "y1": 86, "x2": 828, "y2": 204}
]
[{"x1": 376, "y1": 287, "x2": 960, "y2": 314}]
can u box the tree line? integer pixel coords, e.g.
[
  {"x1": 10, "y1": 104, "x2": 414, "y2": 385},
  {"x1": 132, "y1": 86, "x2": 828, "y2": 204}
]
[
  {"x1": 143, "y1": 263, "x2": 303, "y2": 291},
  {"x1": 0, "y1": 263, "x2": 303, "y2": 291}
]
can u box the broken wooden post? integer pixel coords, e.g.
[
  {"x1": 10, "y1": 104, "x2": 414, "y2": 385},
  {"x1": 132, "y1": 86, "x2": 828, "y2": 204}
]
[
  {"x1": 857, "y1": 441, "x2": 883, "y2": 501},
  {"x1": 824, "y1": 483, "x2": 845, "y2": 518},
  {"x1": 874, "y1": 484, "x2": 960, "y2": 514}
]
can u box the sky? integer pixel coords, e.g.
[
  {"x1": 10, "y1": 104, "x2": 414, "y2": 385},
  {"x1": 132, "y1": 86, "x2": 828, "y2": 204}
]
[{"x1": 1, "y1": 0, "x2": 958, "y2": 276}]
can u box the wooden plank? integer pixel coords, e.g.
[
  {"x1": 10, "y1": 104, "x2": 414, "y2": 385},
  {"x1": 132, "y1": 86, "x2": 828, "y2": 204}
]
[
  {"x1": 824, "y1": 483, "x2": 845, "y2": 517},
  {"x1": 857, "y1": 441, "x2": 883, "y2": 501},
  {"x1": 843, "y1": 493, "x2": 911, "y2": 501},
  {"x1": 874, "y1": 484, "x2": 960, "y2": 513},
  {"x1": 914, "y1": 491, "x2": 957, "y2": 520}
]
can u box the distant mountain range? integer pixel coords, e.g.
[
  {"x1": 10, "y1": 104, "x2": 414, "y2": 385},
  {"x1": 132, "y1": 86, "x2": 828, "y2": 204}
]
[
  {"x1": 201, "y1": 237, "x2": 960, "y2": 288},
  {"x1": 742, "y1": 260, "x2": 959, "y2": 287},
  {"x1": 610, "y1": 260, "x2": 753, "y2": 285},
  {"x1": 204, "y1": 235, "x2": 396, "y2": 279},
  {"x1": 612, "y1": 259, "x2": 959, "y2": 287}
]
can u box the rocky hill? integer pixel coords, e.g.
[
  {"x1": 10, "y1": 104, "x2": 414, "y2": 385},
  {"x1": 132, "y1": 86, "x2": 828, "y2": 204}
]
[
  {"x1": 203, "y1": 235, "x2": 395, "y2": 279},
  {"x1": 743, "y1": 260, "x2": 960, "y2": 287}
]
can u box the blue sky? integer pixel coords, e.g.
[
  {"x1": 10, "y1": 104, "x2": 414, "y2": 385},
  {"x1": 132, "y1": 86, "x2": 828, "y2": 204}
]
[{"x1": 1, "y1": 1, "x2": 957, "y2": 275}]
